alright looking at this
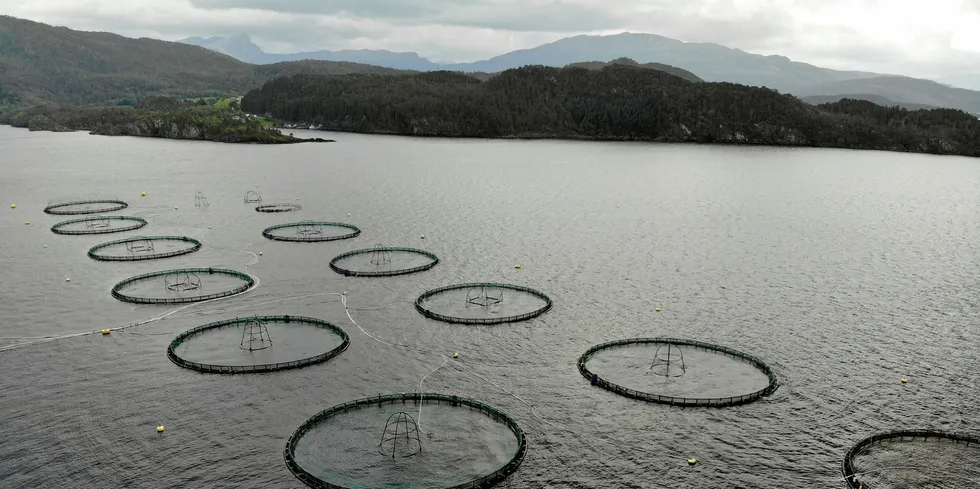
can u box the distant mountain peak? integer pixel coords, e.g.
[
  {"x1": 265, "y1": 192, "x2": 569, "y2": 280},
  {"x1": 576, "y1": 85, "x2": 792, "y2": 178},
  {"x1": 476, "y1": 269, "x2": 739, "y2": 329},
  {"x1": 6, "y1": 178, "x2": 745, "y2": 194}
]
[
  {"x1": 564, "y1": 57, "x2": 703, "y2": 83},
  {"x1": 179, "y1": 33, "x2": 265, "y2": 62},
  {"x1": 179, "y1": 34, "x2": 440, "y2": 69}
]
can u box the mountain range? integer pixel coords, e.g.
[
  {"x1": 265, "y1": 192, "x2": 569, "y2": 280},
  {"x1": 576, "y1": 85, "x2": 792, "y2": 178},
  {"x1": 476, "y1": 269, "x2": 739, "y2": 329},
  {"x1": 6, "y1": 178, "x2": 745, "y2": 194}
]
[
  {"x1": 180, "y1": 34, "x2": 440, "y2": 71},
  {"x1": 0, "y1": 14, "x2": 976, "y2": 116},
  {"x1": 0, "y1": 16, "x2": 404, "y2": 106},
  {"x1": 180, "y1": 33, "x2": 980, "y2": 114}
]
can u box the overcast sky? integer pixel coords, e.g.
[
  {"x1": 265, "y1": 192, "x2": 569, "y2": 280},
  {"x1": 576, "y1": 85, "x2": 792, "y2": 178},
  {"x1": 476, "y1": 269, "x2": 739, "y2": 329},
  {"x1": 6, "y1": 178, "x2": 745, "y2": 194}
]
[{"x1": 4, "y1": 0, "x2": 980, "y2": 81}]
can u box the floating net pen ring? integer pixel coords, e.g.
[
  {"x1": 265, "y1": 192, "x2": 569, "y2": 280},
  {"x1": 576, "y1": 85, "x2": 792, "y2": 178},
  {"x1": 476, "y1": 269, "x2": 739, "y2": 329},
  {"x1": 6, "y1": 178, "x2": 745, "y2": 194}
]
[
  {"x1": 87, "y1": 236, "x2": 202, "y2": 261},
  {"x1": 284, "y1": 393, "x2": 528, "y2": 489},
  {"x1": 262, "y1": 221, "x2": 361, "y2": 242},
  {"x1": 578, "y1": 338, "x2": 779, "y2": 407},
  {"x1": 255, "y1": 203, "x2": 302, "y2": 213},
  {"x1": 50, "y1": 216, "x2": 148, "y2": 235},
  {"x1": 329, "y1": 246, "x2": 439, "y2": 277},
  {"x1": 111, "y1": 267, "x2": 254, "y2": 304},
  {"x1": 167, "y1": 315, "x2": 350, "y2": 374},
  {"x1": 841, "y1": 430, "x2": 980, "y2": 489},
  {"x1": 43, "y1": 199, "x2": 128, "y2": 215},
  {"x1": 414, "y1": 283, "x2": 552, "y2": 325}
]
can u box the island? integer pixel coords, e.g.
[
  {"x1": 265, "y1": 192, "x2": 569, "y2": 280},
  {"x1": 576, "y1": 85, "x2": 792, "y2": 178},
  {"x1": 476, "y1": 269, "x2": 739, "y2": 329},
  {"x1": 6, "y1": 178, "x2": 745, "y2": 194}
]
[
  {"x1": 241, "y1": 63, "x2": 980, "y2": 157},
  {"x1": 0, "y1": 96, "x2": 333, "y2": 144}
]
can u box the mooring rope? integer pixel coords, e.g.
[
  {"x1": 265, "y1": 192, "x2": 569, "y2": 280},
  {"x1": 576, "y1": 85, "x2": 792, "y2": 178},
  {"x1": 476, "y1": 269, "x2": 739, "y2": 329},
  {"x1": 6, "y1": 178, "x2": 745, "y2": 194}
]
[
  {"x1": 416, "y1": 356, "x2": 449, "y2": 434},
  {"x1": 0, "y1": 229, "x2": 261, "y2": 352}
]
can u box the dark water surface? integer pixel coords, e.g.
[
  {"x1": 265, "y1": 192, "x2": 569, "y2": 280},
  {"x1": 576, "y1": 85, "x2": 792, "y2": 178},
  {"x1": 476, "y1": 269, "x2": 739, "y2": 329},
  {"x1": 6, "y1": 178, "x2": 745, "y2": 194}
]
[{"x1": 2, "y1": 126, "x2": 980, "y2": 488}]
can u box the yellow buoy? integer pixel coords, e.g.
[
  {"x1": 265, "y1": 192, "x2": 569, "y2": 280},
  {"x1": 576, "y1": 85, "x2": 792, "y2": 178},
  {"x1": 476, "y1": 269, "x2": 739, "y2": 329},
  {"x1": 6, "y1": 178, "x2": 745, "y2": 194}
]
[
  {"x1": 208, "y1": 226, "x2": 212, "y2": 229},
  {"x1": 420, "y1": 234, "x2": 425, "y2": 239},
  {"x1": 65, "y1": 278, "x2": 71, "y2": 282},
  {"x1": 43, "y1": 244, "x2": 48, "y2": 248},
  {"x1": 259, "y1": 252, "x2": 263, "y2": 256},
  {"x1": 515, "y1": 264, "x2": 521, "y2": 269},
  {"x1": 901, "y1": 378, "x2": 908, "y2": 383},
  {"x1": 156, "y1": 426, "x2": 165, "y2": 432},
  {"x1": 101, "y1": 329, "x2": 111, "y2": 335},
  {"x1": 453, "y1": 352, "x2": 460, "y2": 359},
  {"x1": 655, "y1": 307, "x2": 662, "y2": 312},
  {"x1": 174, "y1": 206, "x2": 178, "y2": 209},
  {"x1": 24, "y1": 222, "x2": 30, "y2": 225},
  {"x1": 687, "y1": 458, "x2": 697, "y2": 465},
  {"x1": 10, "y1": 203, "x2": 16, "y2": 209},
  {"x1": 347, "y1": 213, "x2": 351, "y2": 217},
  {"x1": 141, "y1": 192, "x2": 146, "y2": 197}
]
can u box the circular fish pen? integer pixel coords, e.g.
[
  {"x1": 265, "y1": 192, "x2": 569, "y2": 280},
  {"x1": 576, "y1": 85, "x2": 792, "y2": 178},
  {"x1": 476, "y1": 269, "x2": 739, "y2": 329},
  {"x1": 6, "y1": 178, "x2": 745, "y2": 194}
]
[
  {"x1": 262, "y1": 221, "x2": 361, "y2": 242},
  {"x1": 255, "y1": 203, "x2": 302, "y2": 213},
  {"x1": 415, "y1": 283, "x2": 552, "y2": 324},
  {"x1": 285, "y1": 393, "x2": 527, "y2": 489},
  {"x1": 88, "y1": 236, "x2": 202, "y2": 261},
  {"x1": 111, "y1": 267, "x2": 255, "y2": 304},
  {"x1": 578, "y1": 338, "x2": 778, "y2": 407},
  {"x1": 167, "y1": 315, "x2": 350, "y2": 374},
  {"x1": 329, "y1": 246, "x2": 439, "y2": 277},
  {"x1": 50, "y1": 216, "x2": 148, "y2": 235},
  {"x1": 842, "y1": 430, "x2": 980, "y2": 489},
  {"x1": 43, "y1": 199, "x2": 128, "y2": 215}
]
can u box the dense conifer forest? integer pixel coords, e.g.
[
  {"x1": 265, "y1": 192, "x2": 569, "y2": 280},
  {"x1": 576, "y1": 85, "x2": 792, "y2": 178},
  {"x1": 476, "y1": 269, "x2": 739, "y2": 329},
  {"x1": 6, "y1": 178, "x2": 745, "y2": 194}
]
[{"x1": 242, "y1": 65, "x2": 980, "y2": 157}]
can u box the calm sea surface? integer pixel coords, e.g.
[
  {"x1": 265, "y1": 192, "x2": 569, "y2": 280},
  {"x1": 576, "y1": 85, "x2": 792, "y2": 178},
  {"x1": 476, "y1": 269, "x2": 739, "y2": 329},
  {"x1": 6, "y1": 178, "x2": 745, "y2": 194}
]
[{"x1": 1, "y1": 125, "x2": 979, "y2": 488}]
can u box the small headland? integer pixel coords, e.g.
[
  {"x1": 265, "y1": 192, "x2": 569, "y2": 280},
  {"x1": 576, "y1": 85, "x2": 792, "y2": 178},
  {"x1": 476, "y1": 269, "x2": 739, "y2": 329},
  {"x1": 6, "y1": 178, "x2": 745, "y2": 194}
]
[{"x1": 0, "y1": 96, "x2": 333, "y2": 144}]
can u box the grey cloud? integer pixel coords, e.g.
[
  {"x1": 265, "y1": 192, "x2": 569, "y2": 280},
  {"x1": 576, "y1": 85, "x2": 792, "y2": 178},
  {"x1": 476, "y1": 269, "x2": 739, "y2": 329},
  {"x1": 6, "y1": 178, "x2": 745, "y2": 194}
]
[
  {"x1": 187, "y1": 0, "x2": 623, "y2": 32},
  {"x1": 593, "y1": 4, "x2": 796, "y2": 51},
  {"x1": 8, "y1": 0, "x2": 978, "y2": 82},
  {"x1": 20, "y1": 7, "x2": 372, "y2": 51},
  {"x1": 190, "y1": 0, "x2": 449, "y2": 18},
  {"x1": 182, "y1": 25, "x2": 366, "y2": 49}
]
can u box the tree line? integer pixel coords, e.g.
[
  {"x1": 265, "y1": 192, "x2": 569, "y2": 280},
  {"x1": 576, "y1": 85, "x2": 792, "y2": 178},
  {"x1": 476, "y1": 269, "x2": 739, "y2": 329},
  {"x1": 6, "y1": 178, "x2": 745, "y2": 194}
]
[{"x1": 242, "y1": 64, "x2": 980, "y2": 157}]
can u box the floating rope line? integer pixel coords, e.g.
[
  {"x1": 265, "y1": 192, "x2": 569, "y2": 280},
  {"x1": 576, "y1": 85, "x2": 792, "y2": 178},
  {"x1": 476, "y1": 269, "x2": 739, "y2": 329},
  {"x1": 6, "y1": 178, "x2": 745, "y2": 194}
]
[{"x1": 0, "y1": 228, "x2": 261, "y2": 353}]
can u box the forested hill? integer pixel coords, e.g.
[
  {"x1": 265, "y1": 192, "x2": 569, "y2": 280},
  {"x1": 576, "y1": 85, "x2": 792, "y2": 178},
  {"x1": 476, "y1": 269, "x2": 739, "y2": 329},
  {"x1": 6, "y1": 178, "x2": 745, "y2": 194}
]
[
  {"x1": 801, "y1": 94, "x2": 938, "y2": 111},
  {"x1": 0, "y1": 16, "x2": 404, "y2": 106},
  {"x1": 242, "y1": 65, "x2": 980, "y2": 157},
  {"x1": 564, "y1": 57, "x2": 703, "y2": 83}
]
